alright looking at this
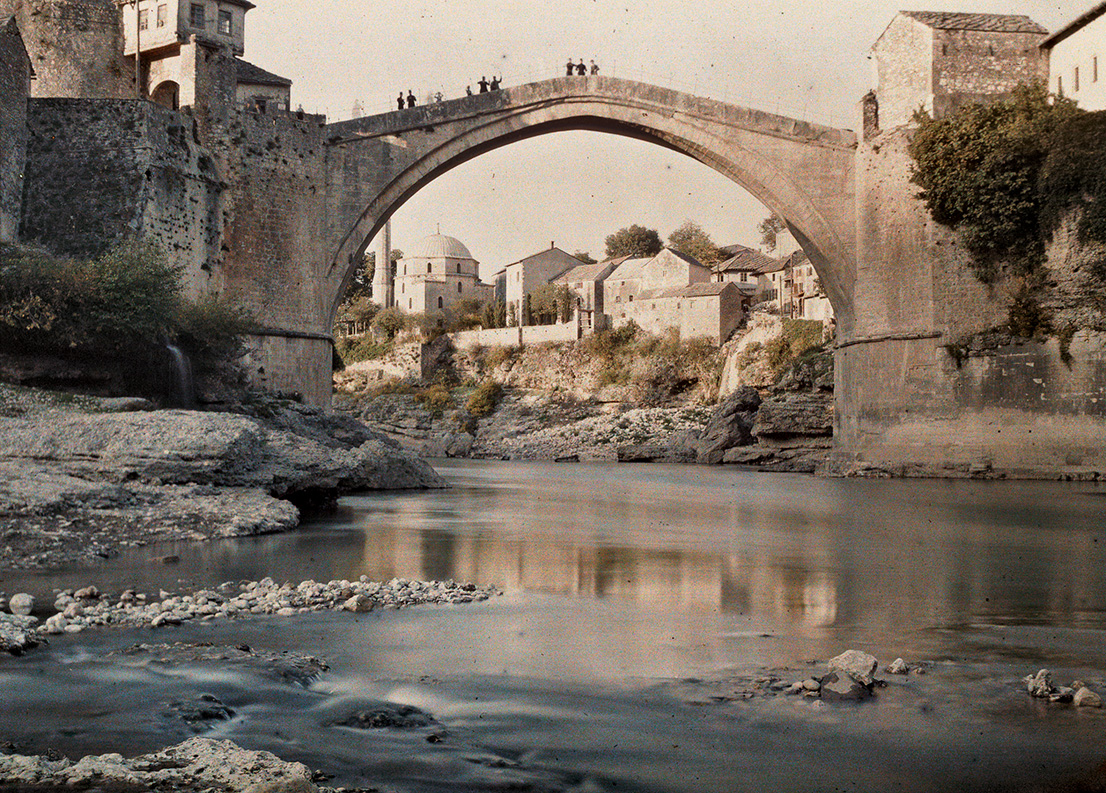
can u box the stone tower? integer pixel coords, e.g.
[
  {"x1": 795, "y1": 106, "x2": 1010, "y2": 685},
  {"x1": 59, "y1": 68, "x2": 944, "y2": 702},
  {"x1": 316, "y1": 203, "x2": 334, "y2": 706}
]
[{"x1": 0, "y1": 0, "x2": 134, "y2": 98}]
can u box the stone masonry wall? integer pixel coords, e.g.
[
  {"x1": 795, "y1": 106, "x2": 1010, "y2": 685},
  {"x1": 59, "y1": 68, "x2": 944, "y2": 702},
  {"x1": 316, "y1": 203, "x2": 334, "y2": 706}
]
[
  {"x1": 0, "y1": 18, "x2": 29, "y2": 242},
  {"x1": 0, "y1": 0, "x2": 133, "y2": 99},
  {"x1": 931, "y1": 28, "x2": 1048, "y2": 117},
  {"x1": 21, "y1": 98, "x2": 225, "y2": 296},
  {"x1": 873, "y1": 15, "x2": 933, "y2": 130}
]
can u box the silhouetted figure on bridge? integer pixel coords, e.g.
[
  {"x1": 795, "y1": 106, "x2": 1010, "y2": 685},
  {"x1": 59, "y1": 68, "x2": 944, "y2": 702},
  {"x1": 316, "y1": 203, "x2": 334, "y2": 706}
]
[
  {"x1": 406, "y1": 91, "x2": 416, "y2": 108},
  {"x1": 576, "y1": 59, "x2": 586, "y2": 75},
  {"x1": 490, "y1": 75, "x2": 501, "y2": 90},
  {"x1": 478, "y1": 76, "x2": 489, "y2": 93},
  {"x1": 566, "y1": 58, "x2": 574, "y2": 76},
  {"x1": 466, "y1": 85, "x2": 473, "y2": 96},
  {"x1": 590, "y1": 60, "x2": 599, "y2": 75},
  {"x1": 397, "y1": 92, "x2": 404, "y2": 110},
  {"x1": 434, "y1": 91, "x2": 443, "y2": 102}
]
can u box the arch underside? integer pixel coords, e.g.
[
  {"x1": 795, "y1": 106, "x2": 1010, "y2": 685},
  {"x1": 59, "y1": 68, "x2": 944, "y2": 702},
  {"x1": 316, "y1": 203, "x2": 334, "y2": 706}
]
[{"x1": 327, "y1": 98, "x2": 855, "y2": 328}]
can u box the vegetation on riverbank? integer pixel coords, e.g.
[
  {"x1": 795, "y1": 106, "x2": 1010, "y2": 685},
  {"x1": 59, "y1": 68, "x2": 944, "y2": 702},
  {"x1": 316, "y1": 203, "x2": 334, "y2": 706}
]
[{"x1": 0, "y1": 242, "x2": 256, "y2": 390}]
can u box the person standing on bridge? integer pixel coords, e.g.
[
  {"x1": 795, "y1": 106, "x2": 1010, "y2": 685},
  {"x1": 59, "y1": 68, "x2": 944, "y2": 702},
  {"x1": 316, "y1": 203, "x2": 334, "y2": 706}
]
[
  {"x1": 490, "y1": 75, "x2": 501, "y2": 90},
  {"x1": 466, "y1": 85, "x2": 473, "y2": 96},
  {"x1": 397, "y1": 92, "x2": 404, "y2": 110},
  {"x1": 576, "y1": 59, "x2": 586, "y2": 76},
  {"x1": 566, "y1": 58, "x2": 574, "y2": 76},
  {"x1": 478, "y1": 76, "x2": 489, "y2": 93},
  {"x1": 406, "y1": 90, "x2": 416, "y2": 108},
  {"x1": 590, "y1": 60, "x2": 599, "y2": 75}
]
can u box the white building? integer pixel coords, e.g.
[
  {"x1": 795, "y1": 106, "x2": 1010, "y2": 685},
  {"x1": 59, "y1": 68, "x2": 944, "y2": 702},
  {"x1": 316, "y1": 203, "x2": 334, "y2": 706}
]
[
  {"x1": 1042, "y1": 2, "x2": 1106, "y2": 109},
  {"x1": 503, "y1": 245, "x2": 585, "y2": 323},
  {"x1": 394, "y1": 232, "x2": 493, "y2": 314}
]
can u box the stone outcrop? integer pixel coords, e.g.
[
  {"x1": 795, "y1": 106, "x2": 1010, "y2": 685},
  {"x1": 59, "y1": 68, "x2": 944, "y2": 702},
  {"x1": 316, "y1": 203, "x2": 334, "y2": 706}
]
[
  {"x1": 0, "y1": 394, "x2": 444, "y2": 569},
  {"x1": 695, "y1": 386, "x2": 761, "y2": 464},
  {"x1": 0, "y1": 738, "x2": 318, "y2": 792}
]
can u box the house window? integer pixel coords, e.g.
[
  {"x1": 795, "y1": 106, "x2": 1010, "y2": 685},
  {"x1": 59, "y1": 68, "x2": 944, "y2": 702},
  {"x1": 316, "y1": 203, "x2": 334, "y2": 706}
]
[
  {"x1": 941, "y1": 43, "x2": 947, "y2": 56},
  {"x1": 628, "y1": 295, "x2": 633, "y2": 302},
  {"x1": 156, "y1": 4, "x2": 167, "y2": 27},
  {"x1": 138, "y1": 9, "x2": 149, "y2": 30},
  {"x1": 217, "y1": 8, "x2": 232, "y2": 34},
  {"x1": 1095, "y1": 56, "x2": 1099, "y2": 82},
  {"x1": 190, "y1": 3, "x2": 205, "y2": 28},
  {"x1": 400, "y1": 282, "x2": 404, "y2": 293},
  {"x1": 1075, "y1": 66, "x2": 1081, "y2": 92},
  {"x1": 408, "y1": 299, "x2": 412, "y2": 309},
  {"x1": 457, "y1": 282, "x2": 462, "y2": 292},
  {"x1": 1058, "y1": 75, "x2": 1064, "y2": 94}
]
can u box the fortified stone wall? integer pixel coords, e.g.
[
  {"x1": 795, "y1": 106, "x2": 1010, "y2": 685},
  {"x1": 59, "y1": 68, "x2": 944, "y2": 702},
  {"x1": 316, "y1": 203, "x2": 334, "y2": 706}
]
[
  {"x1": 837, "y1": 127, "x2": 1106, "y2": 478},
  {"x1": 20, "y1": 98, "x2": 225, "y2": 295},
  {"x1": 0, "y1": 17, "x2": 29, "y2": 242},
  {"x1": 872, "y1": 15, "x2": 934, "y2": 129},
  {"x1": 0, "y1": 0, "x2": 132, "y2": 99}
]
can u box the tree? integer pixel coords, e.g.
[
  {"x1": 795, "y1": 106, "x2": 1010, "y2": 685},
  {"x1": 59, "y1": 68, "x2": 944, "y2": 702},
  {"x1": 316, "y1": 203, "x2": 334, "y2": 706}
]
[
  {"x1": 572, "y1": 250, "x2": 597, "y2": 264},
  {"x1": 604, "y1": 225, "x2": 663, "y2": 259},
  {"x1": 757, "y1": 216, "x2": 785, "y2": 253},
  {"x1": 343, "y1": 248, "x2": 404, "y2": 303},
  {"x1": 667, "y1": 220, "x2": 723, "y2": 266},
  {"x1": 529, "y1": 284, "x2": 575, "y2": 325},
  {"x1": 372, "y1": 306, "x2": 406, "y2": 339}
]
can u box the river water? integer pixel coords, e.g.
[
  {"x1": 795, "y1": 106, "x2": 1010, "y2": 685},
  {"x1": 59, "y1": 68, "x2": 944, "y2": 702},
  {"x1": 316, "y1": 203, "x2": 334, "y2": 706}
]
[{"x1": 3, "y1": 460, "x2": 1106, "y2": 792}]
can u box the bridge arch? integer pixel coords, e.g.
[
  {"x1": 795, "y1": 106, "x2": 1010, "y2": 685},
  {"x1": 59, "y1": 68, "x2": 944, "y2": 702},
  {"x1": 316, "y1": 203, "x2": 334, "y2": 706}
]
[{"x1": 322, "y1": 77, "x2": 857, "y2": 333}]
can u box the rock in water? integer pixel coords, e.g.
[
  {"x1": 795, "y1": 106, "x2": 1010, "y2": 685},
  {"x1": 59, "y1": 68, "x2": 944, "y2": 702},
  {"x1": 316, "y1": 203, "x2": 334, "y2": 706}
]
[
  {"x1": 887, "y1": 657, "x2": 909, "y2": 675},
  {"x1": 818, "y1": 671, "x2": 872, "y2": 702},
  {"x1": 828, "y1": 649, "x2": 879, "y2": 685},
  {"x1": 8, "y1": 593, "x2": 34, "y2": 616},
  {"x1": 1075, "y1": 687, "x2": 1103, "y2": 708},
  {"x1": 1025, "y1": 669, "x2": 1054, "y2": 698}
]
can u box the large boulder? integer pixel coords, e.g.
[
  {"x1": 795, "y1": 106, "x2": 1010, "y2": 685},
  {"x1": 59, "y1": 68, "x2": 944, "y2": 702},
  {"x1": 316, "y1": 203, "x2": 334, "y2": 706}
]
[
  {"x1": 696, "y1": 387, "x2": 762, "y2": 464},
  {"x1": 752, "y1": 393, "x2": 833, "y2": 442}
]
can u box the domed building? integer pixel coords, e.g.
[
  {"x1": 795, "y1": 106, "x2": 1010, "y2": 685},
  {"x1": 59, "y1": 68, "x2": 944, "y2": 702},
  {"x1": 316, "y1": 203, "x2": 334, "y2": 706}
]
[{"x1": 393, "y1": 232, "x2": 494, "y2": 314}]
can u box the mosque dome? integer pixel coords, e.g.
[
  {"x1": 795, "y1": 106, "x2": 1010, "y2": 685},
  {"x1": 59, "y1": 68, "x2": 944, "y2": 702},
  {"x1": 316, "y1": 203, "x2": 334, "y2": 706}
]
[{"x1": 410, "y1": 233, "x2": 474, "y2": 260}]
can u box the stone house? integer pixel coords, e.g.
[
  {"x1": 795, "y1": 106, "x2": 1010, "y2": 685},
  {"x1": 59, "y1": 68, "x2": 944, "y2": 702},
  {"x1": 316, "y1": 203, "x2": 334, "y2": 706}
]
[
  {"x1": 604, "y1": 247, "x2": 711, "y2": 311},
  {"x1": 394, "y1": 232, "x2": 493, "y2": 315},
  {"x1": 236, "y1": 58, "x2": 291, "y2": 112},
  {"x1": 1042, "y1": 2, "x2": 1106, "y2": 109},
  {"x1": 616, "y1": 281, "x2": 743, "y2": 344},
  {"x1": 0, "y1": 17, "x2": 30, "y2": 242},
  {"x1": 784, "y1": 251, "x2": 833, "y2": 322},
  {"x1": 871, "y1": 11, "x2": 1048, "y2": 130},
  {"x1": 503, "y1": 245, "x2": 585, "y2": 322},
  {"x1": 553, "y1": 256, "x2": 625, "y2": 313}
]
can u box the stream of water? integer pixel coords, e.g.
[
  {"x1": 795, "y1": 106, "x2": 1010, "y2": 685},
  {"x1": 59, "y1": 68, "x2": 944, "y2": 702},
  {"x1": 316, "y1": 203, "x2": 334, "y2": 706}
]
[{"x1": 3, "y1": 460, "x2": 1106, "y2": 791}]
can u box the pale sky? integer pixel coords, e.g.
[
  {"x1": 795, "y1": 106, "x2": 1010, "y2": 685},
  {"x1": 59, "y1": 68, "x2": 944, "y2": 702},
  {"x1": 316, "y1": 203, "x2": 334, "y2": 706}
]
[{"x1": 246, "y1": 1, "x2": 1083, "y2": 277}]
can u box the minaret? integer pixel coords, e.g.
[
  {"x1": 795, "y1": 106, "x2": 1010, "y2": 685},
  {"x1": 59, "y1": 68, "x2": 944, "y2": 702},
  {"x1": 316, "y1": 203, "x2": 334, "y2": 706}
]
[{"x1": 372, "y1": 219, "x2": 394, "y2": 307}]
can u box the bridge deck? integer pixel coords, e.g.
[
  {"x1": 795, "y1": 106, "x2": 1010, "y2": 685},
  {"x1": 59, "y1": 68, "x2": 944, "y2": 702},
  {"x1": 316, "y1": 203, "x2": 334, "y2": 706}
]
[{"x1": 326, "y1": 76, "x2": 856, "y2": 150}]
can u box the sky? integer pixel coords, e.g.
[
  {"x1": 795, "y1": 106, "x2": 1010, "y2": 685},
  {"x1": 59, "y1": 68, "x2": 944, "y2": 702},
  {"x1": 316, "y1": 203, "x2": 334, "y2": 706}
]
[{"x1": 246, "y1": 0, "x2": 1084, "y2": 277}]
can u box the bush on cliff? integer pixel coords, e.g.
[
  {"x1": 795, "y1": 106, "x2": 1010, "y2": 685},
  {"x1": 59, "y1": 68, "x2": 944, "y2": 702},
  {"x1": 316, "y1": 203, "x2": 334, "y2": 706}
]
[
  {"x1": 0, "y1": 241, "x2": 256, "y2": 387},
  {"x1": 465, "y1": 380, "x2": 502, "y2": 417}
]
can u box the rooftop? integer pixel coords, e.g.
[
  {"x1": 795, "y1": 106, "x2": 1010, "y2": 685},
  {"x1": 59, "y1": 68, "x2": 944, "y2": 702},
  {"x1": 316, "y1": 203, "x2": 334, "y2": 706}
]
[
  {"x1": 714, "y1": 244, "x2": 779, "y2": 275},
  {"x1": 236, "y1": 59, "x2": 292, "y2": 87},
  {"x1": 408, "y1": 233, "x2": 475, "y2": 261},
  {"x1": 899, "y1": 10, "x2": 1047, "y2": 34}
]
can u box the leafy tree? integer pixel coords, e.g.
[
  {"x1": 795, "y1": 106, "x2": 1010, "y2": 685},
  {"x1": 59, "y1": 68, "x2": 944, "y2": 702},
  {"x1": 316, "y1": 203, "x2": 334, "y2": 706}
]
[
  {"x1": 604, "y1": 224, "x2": 663, "y2": 259},
  {"x1": 572, "y1": 250, "x2": 597, "y2": 264},
  {"x1": 372, "y1": 306, "x2": 406, "y2": 339},
  {"x1": 757, "y1": 216, "x2": 786, "y2": 253},
  {"x1": 529, "y1": 284, "x2": 575, "y2": 325},
  {"x1": 908, "y1": 82, "x2": 1080, "y2": 283},
  {"x1": 667, "y1": 220, "x2": 723, "y2": 266}
]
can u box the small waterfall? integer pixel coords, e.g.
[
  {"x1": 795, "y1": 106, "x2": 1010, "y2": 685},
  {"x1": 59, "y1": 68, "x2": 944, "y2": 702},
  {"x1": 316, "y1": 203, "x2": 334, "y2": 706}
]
[{"x1": 165, "y1": 343, "x2": 195, "y2": 408}]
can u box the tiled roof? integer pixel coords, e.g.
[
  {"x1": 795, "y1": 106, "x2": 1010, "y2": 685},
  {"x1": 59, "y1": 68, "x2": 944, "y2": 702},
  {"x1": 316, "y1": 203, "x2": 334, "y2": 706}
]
[
  {"x1": 675, "y1": 282, "x2": 734, "y2": 298},
  {"x1": 714, "y1": 244, "x2": 779, "y2": 274},
  {"x1": 900, "y1": 11, "x2": 1047, "y2": 34},
  {"x1": 236, "y1": 59, "x2": 292, "y2": 87},
  {"x1": 554, "y1": 260, "x2": 618, "y2": 283}
]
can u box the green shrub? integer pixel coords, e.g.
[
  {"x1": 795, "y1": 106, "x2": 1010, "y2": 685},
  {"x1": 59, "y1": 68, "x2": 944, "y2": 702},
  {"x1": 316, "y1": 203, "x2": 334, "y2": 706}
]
[
  {"x1": 465, "y1": 380, "x2": 503, "y2": 417},
  {"x1": 175, "y1": 294, "x2": 258, "y2": 365},
  {"x1": 335, "y1": 336, "x2": 393, "y2": 365},
  {"x1": 372, "y1": 306, "x2": 407, "y2": 339},
  {"x1": 414, "y1": 383, "x2": 454, "y2": 416}
]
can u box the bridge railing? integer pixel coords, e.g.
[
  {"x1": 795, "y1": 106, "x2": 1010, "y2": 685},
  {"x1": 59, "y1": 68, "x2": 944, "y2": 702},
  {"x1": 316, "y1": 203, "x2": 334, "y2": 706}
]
[{"x1": 341, "y1": 61, "x2": 855, "y2": 129}]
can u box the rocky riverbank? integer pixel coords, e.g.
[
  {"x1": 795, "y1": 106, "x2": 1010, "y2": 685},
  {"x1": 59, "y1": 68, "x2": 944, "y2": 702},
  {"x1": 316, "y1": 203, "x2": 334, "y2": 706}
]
[
  {"x1": 0, "y1": 385, "x2": 444, "y2": 571},
  {"x1": 0, "y1": 575, "x2": 499, "y2": 656}
]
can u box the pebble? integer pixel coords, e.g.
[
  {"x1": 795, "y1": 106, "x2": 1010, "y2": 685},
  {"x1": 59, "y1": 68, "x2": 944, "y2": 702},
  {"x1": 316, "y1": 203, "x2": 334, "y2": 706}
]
[{"x1": 8, "y1": 593, "x2": 34, "y2": 616}]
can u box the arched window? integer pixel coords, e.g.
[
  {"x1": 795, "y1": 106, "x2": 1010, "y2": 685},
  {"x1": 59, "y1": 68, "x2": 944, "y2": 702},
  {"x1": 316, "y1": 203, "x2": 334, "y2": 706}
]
[
  {"x1": 437, "y1": 296, "x2": 443, "y2": 309},
  {"x1": 457, "y1": 282, "x2": 462, "y2": 293},
  {"x1": 408, "y1": 298, "x2": 412, "y2": 309},
  {"x1": 428, "y1": 262, "x2": 433, "y2": 273}
]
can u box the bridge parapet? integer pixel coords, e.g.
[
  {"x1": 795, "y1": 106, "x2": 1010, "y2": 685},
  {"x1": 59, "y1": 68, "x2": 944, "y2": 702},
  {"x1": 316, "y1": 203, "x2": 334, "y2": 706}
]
[{"x1": 325, "y1": 77, "x2": 856, "y2": 151}]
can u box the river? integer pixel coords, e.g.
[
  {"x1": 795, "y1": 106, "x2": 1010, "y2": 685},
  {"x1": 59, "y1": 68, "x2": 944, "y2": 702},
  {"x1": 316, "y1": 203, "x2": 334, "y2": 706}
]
[{"x1": 3, "y1": 460, "x2": 1106, "y2": 792}]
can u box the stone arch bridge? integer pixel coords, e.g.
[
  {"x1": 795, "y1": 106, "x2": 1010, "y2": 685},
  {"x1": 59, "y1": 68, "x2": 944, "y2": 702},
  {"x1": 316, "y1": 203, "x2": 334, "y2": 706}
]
[{"x1": 238, "y1": 76, "x2": 1100, "y2": 477}]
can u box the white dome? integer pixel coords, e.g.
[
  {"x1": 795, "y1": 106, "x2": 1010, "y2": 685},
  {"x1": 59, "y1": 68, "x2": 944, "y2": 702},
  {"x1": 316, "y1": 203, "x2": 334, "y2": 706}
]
[{"x1": 410, "y1": 233, "x2": 474, "y2": 260}]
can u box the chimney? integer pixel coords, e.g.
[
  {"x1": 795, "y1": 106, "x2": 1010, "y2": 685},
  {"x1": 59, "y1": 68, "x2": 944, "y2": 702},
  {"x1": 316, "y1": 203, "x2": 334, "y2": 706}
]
[{"x1": 551, "y1": 241, "x2": 555, "y2": 249}]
